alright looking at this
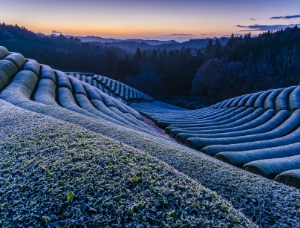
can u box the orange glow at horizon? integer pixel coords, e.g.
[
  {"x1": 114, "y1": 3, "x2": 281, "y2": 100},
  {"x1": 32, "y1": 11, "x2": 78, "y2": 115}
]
[
  {"x1": 1, "y1": 0, "x2": 299, "y2": 41},
  {"x1": 20, "y1": 21, "x2": 240, "y2": 39}
]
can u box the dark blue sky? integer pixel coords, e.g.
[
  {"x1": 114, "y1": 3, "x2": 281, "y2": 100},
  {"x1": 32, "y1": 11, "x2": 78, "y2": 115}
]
[{"x1": 1, "y1": 0, "x2": 299, "y2": 41}]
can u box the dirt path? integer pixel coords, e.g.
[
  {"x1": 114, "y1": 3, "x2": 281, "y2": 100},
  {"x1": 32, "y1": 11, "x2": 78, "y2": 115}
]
[{"x1": 142, "y1": 115, "x2": 184, "y2": 145}]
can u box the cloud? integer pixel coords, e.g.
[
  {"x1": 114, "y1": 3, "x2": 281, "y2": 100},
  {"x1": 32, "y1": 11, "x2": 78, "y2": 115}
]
[
  {"x1": 239, "y1": 29, "x2": 260, "y2": 32},
  {"x1": 166, "y1": 33, "x2": 193, "y2": 36},
  {"x1": 236, "y1": 24, "x2": 298, "y2": 31},
  {"x1": 52, "y1": 30, "x2": 62, "y2": 34},
  {"x1": 250, "y1": 18, "x2": 257, "y2": 21},
  {"x1": 270, "y1": 15, "x2": 300, "y2": 19}
]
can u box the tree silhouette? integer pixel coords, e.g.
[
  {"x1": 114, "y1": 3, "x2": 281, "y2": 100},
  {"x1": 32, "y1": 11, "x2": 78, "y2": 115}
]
[{"x1": 124, "y1": 63, "x2": 164, "y2": 95}]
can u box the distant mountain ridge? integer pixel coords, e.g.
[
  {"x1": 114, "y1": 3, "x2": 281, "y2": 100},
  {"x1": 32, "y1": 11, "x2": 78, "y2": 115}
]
[
  {"x1": 0, "y1": 23, "x2": 229, "y2": 53},
  {"x1": 77, "y1": 36, "x2": 177, "y2": 45},
  {"x1": 76, "y1": 35, "x2": 229, "y2": 52}
]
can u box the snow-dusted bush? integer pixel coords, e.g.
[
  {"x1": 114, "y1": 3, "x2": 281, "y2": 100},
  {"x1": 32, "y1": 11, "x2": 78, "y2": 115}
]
[
  {"x1": 244, "y1": 154, "x2": 300, "y2": 178},
  {"x1": 4, "y1": 52, "x2": 25, "y2": 69},
  {"x1": 289, "y1": 86, "x2": 300, "y2": 110},
  {"x1": 275, "y1": 169, "x2": 300, "y2": 188},
  {"x1": 23, "y1": 59, "x2": 40, "y2": 76},
  {"x1": 216, "y1": 142, "x2": 300, "y2": 166},
  {"x1": 56, "y1": 70, "x2": 73, "y2": 90},
  {"x1": 275, "y1": 86, "x2": 296, "y2": 110},
  {"x1": 69, "y1": 76, "x2": 87, "y2": 96},
  {"x1": 0, "y1": 60, "x2": 18, "y2": 90},
  {"x1": 41, "y1": 64, "x2": 56, "y2": 82},
  {"x1": 1, "y1": 70, "x2": 38, "y2": 103},
  {"x1": 58, "y1": 87, "x2": 95, "y2": 118},
  {"x1": 245, "y1": 92, "x2": 263, "y2": 107},
  {"x1": 254, "y1": 90, "x2": 273, "y2": 108},
  {"x1": 34, "y1": 78, "x2": 58, "y2": 106},
  {"x1": 0, "y1": 46, "x2": 9, "y2": 59}
]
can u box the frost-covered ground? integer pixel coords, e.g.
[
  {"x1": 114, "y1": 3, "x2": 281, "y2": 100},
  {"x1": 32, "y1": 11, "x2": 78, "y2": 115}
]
[
  {"x1": 0, "y1": 100, "x2": 254, "y2": 227},
  {"x1": 1, "y1": 46, "x2": 300, "y2": 227}
]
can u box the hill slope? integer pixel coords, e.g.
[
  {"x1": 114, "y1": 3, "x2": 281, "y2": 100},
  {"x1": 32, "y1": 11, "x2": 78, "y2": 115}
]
[
  {"x1": 1, "y1": 46, "x2": 300, "y2": 227},
  {"x1": 1, "y1": 99, "x2": 254, "y2": 227}
]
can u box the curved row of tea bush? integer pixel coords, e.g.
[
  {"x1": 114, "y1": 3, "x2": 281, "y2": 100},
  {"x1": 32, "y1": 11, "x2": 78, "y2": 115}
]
[
  {"x1": 212, "y1": 86, "x2": 299, "y2": 111},
  {"x1": 167, "y1": 111, "x2": 267, "y2": 140},
  {"x1": 131, "y1": 85, "x2": 300, "y2": 188},
  {"x1": 275, "y1": 169, "x2": 300, "y2": 189},
  {"x1": 244, "y1": 154, "x2": 300, "y2": 178},
  {"x1": 186, "y1": 109, "x2": 300, "y2": 150},
  {"x1": 173, "y1": 109, "x2": 279, "y2": 141},
  {"x1": 1, "y1": 47, "x2": 300, "y2": 226},
  {"x1": 0, "y1": 49, "x2": 153, "y2": 135},
  {"x1": 67, "y1": 72, "x2": 154, "y2": 102},
  {"x1": 0, "y1": 46, "x2": 9, "y2": 59},
  {"x1": 215, "y1": 142, "x2": 300, "y2": 167}
]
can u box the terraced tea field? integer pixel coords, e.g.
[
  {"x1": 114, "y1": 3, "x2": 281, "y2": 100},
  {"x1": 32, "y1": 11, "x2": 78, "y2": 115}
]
[
  {"x1": 132, "y1": 85, "x2": 300, "y2": 188},
  {"x1": 1, "y1": 46, "x2": 300, "y2": 227}
]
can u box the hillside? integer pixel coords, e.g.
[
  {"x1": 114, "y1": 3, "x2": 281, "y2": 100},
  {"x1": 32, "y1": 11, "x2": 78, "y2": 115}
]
[
  {"x1": 79, "y1": 37, "x2": 229, "y2": 52},
  {"x1": 0, "y1": 39, "x2": 68, "y2": 56},
  {"x1": 1, "y1": 46, "x2": 300, "y2": 227}
]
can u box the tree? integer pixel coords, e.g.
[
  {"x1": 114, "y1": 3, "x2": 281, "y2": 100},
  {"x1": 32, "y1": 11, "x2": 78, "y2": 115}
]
[
  {"x1": 204, "y1": 38, "x2": 213, "y2": 58},
  {"x1": 190, "y1": 58, "x2": 222, "y2": 97},
  {"x1": 190, "y1": 58, "x2": 245, "y2": 104},
  {"x1": 124, "y1": 63, "x2": 164, "y2": 95},
  {"x1": 274, "y1": 46, "x2": 300, "y2": 85},
  {"x1": 212, "y1": 38, "x2": 222, "y2": 58},
  {"x1": 255, "y1": 49, "x2": 274, "y2": 89}
]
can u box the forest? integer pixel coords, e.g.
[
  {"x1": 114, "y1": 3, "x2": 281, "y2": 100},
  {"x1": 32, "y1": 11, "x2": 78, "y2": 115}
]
[{"x1": 1, "y1": 23, "x2": 300, "y2": 107}]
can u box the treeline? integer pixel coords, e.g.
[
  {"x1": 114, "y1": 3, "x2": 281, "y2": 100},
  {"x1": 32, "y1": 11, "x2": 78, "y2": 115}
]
[
  {"x1": 191, "y1": 27, "x2": 300, "y2": 104},
  {"x1": 115, "y1": 48, "x2": 203, "y2": 94},
  {"x1": 1, "y1": 23, "x2": 300, "y2": 106},
  {"x1": 0, "y1": 23, "x2": 127, "y2": 75},
  {"x1": 121, "y1": 27, "x2": 300, "y2": 105}
]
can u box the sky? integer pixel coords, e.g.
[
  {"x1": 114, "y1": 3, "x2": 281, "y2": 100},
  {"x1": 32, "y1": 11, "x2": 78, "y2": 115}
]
[{"x1": 1, "y1": 0, "x2": 300, "y2": 42}]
